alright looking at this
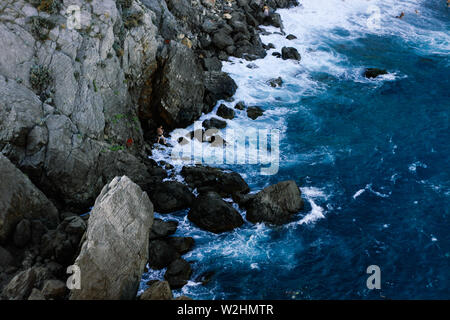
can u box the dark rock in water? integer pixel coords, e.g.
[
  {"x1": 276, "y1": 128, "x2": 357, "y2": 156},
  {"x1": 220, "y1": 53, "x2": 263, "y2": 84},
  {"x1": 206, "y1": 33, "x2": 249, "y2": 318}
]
[
  {"x1": 188, "y1": 192, "x2": 244, "y2": 233},
  {"x1": 246, "y1": 63, "x2": 259, "y2": 69},
  {"x1": 364, "y1": 68, "x2": 388, "y2": 79},
  {"x1": 140, "y1": 280, "x2": 173, "y2": 300},
  {"x1": 148, "y1": 181, "x2": 194, "y2": 214},
  {"x1": 149, "y1": 219, "x2": 179, "y2": 240},
  {"x1": 195, "y1": 270, "x2": 215, "y2": 285},
  {"x1": 202, "y1": 57, "x2": 222, "y2": 71},
  {"x1": 166, "y1": 237, "x2": 195, "y2": 254},
  {"x1": 164, "y1": 258, "x2": 192, "y2": 289},
  {"x1": 265, "y1": 13, "x2": 284, "y2": 29},
  {"x1": 1, "y1": 268, "x2": 36, "y2": 300},
  {"x1": 202, "y1": 117, "x2": 227, "y2": 130},
  {"x1": 148, "y1": 239, "x2": 180, "y2": 270},
  {"x1": 281, "y1": 47, "x2": 301, "y2": 61},
  {"x1": 286, "y1": 34, "x2": 297, "y2": 40},
  {"x1": 203, "y1": 71, "x2": 238, "y2": 111},
  {"x1": 189, "y1": 129, "x2": 207, "y2": 142},
  {"x1": 247, "y1": 106, "x2": 264, "y2": 120},
  {"x1": 232, "y1": 191, "x2": 256, "y2": 209},
  {"x1": 269, "y1": 77, "x2": 283, "y2": 88},
  {"x1": 13, "y1": 219, "x2": 31, "y2": 248},
  {"x1": 246, "y1": 180, "x2": 304, "y2": 225},
  {"x1": 272, "y1": 52, "x2": 281, "y2": 58},
  {"x1": 235, "y1": 101, "x2": 246, "y2": 110},
  {"x1": 216, "y1": 104, "x2": 235, "y2": 120},
  {"x1": 181, "y1": 165, "x2": 250, "y2": 197}
]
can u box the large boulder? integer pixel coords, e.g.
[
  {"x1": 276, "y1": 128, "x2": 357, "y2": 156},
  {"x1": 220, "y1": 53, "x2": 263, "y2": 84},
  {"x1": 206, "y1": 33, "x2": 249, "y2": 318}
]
[
  {"x1": 203, "y1": 71, "x2": 238, "y2": 112},
  {"x1": 149, "y1": 219, "x2": 178, "y2": 240},
  {"x1": 181, "y1": 166, "x2": 249, "y2": 197},
  {"x1": 148, "y1": 239, "x2": 180, "y2": 270},
  {"x1": 216, "y1": 104, "x2": 235, "y2": 119},
  {"x1": 166, "y1": 237, "x2": 195, "y2": 254},
  {"x1": 1, "y1": 268, "x2": 36, "y2": 300},
  {"x1": 246, "y1": 181, "x2": 304, "y2": 224},
  {"x1": 0, "y1": 154, "x2": 58, "y2": 243},
  {"x1": 140, "y1": 280, "x2": 173, "y2": 300},
  {"x1": 164, "y1": 258, "x2": 192, "y2": 289},
  {"x1": 70, "y1": 176, "x2": 154, "y2": 300},
  {"x1": 188, "y1": 192, "x2": 244, "y2": 233},
  {"x1": 147, "y1": 181, "x2": 194, "y2": 214}
]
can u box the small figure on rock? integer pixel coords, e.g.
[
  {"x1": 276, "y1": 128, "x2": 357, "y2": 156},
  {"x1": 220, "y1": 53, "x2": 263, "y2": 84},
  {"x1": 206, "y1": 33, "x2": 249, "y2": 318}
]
[
  {"x1": 263, "y1": 4, "x2": 270, "y2": 17},
  {"x1": 157, "y1": 125, "x2": 166, "y2": 145},
  {"x1": 395, "y1": 12, "x2": 405, "y2": 19}
]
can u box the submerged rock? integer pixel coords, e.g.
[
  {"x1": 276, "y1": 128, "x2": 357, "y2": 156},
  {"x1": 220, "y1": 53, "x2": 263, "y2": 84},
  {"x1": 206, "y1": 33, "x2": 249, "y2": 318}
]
[
  {"x1": 246, "y1": 180, "x2": 304, "y2": 225},
  {"x1": 70, "y1": 176, "x2": 154, "y2": 300},
  {"x1": 364, "y1": 68, "x2": 388, "y2": 79},
  {"x1": 202, "y1": 117, "x2": 228, "y2": 130},
  {"x1": 166, "y1": 237, "x2": 195, "y2": 254},
  {"x1": 188, "y1": 191, "x2": 244, "y2": 233}
]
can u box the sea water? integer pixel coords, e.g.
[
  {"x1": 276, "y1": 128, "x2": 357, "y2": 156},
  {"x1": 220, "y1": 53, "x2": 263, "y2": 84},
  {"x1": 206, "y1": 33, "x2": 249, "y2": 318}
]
[{"x1": 141, "y1": 0, "x2": 450, "y2": 299}]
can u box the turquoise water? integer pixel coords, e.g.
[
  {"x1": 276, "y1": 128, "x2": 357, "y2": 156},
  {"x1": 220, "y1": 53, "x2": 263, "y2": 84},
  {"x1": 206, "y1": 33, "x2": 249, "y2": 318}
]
[{"x1": 142, "y1": 0, "x2": 450, "y2": 299}]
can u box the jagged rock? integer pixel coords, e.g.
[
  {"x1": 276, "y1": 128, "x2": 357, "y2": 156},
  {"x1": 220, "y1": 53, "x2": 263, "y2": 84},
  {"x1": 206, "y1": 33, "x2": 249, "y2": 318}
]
[
  {"x1": 247, "y1": 106, "x2": 264, "y2": 120},
  {"x1": 140, "y1": 280, "x2": 173, "y2": 300},
  {"x1": 149, "y1": 219, "x2": 179, "y2": 240},
  {"x1": 181, "y1": 166, "x2": 249, "y2": 197},
  {"x1": 147, "y1": 181, "x2": 194, "y2": 214},
  {"x1": 70, "y1": 176, "x2": 154, "y2": 300},
  {"x1": 28, "y1": 288, "x2": 46, "y2": 300},
  {"x1": 246, "y1": 180, "x2": 304, "y2": 225},
  {"x1": 216, "y1": 104, "x2": 235, "y2": 119},
  {"x1": 364, "y1": 68, "x2": 388, "y2": 79},
  {"x1": 188, "y1": 192, "x2": 244, "y2": 233},
  {"x1": 202, "y1": 117, "x2": 227, "y2": 130},
  {"x1": 148, "y1": 239, "x2": 180, "y2": 270},
  {"x1": 281, "y1": 47, "x2": 301, "y2": 61},
  {"x1": 1, "y1": 268, "x2": 36, "y2": 300},
  {"x1": 147, "y1": 42, "x2": 205, "y2": 129},
  {"x1": 166, "y1": 237, "x2": 195, "y2": 254},
  {"x1": 0, "y1": 154, "x2": 58, "y2": 243},
  {"x1": 41, "y1": 279, "x2": 67, "y2": 300},
  {"x1": 202, "y1": 57, "x2": 222, "y2": 71},
  {"x1": 164, "y1": 258, "x2": 192, "y2": 289},
  {"x1": 213, "y1": 29, "x2": 235, "y2": 49}
]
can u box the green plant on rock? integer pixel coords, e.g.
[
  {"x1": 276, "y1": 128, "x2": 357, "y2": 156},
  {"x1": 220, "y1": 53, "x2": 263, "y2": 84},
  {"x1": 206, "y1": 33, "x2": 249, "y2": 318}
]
[
  {"x1": 122, "y1": 10, "x2": 144, "y2": 29},
  {"x1": 30, "y1": 64, "x2": 52, "y2": 93},
  {"x1": 35, "y1": 0, "x2": 63, "y2": 14},
  {"x1": 109, "y1": 145, "x2": 124, "y2": 152},
  {"x1": 28, "y1": 16, "x2": 56, "y2": 41},
  {"x1": 116, "y1": 0, "x2": 133, "y2": 10}
]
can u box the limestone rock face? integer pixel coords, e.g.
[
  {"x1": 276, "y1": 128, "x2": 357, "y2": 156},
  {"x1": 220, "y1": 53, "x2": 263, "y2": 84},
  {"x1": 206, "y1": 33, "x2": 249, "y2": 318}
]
[
  {"x1": 246, "y1": 181, "x2": 304, "y2": 225},
  {"x1": 0, "y1": 0, "x2": 159, "y2": 207},
  {"x1": 0, "y1": 154, "x2": 58, "y2": 243},
  {"x1": 70, "y1": 176, "x2": 154, "y2": 300}
]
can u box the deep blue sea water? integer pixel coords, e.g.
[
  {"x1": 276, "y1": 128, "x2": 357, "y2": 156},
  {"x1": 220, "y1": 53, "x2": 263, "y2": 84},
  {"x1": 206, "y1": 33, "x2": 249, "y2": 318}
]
[{"x1": 142, "y1": 0, "x2": 450, "y2": 299}]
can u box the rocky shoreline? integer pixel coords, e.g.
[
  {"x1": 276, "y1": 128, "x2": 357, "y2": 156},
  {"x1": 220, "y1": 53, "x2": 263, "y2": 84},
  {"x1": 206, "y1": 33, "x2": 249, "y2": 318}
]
[{"x1": 0, "y1": 0, "x2": 305, "y2": 300}]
